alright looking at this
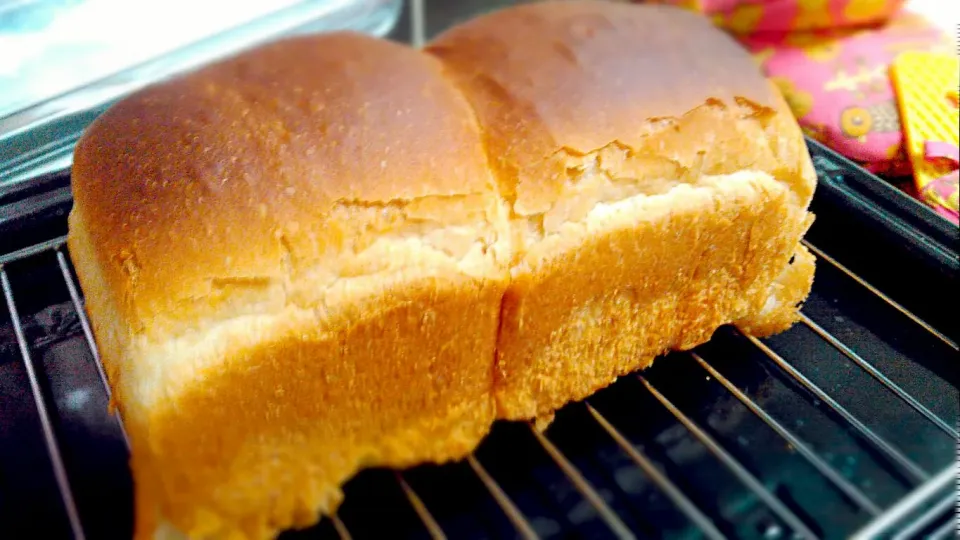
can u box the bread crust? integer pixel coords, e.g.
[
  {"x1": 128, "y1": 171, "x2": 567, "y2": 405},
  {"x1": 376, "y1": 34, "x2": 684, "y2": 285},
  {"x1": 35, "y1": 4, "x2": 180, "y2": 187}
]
[
  {"x1": 426, "y1": 1, "x2": 815, "y2": 216},
  {"x1": 67, "y1": 3, "x2": 817, "y2": 538},
  {"x1": 68, "y1": 31, "x2": 509, "y2": 539},
  {"x1": 426, "y1": 0, "x2": 816, "y2": 420},
  {"x1": 493, "y1": 174, "x2": 812, "y2": 419},
  {"x1": 130, "y1": 277, "x2": 501, "y2": 539},
  {"x1": 70, "y1": 32, "x2": 505, "y2": 346}
]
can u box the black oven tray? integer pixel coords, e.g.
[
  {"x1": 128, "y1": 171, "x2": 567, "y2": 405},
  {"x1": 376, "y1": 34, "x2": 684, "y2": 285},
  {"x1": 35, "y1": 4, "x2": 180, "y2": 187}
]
[{"x1": 0, "y1": 135, "x2": 957, "y2": 540}]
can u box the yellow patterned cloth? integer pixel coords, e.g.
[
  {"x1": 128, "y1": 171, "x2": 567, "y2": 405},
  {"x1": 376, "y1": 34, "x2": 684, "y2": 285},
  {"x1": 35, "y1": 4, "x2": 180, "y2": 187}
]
[
  {"x1": 890, "y1": 52, "x2": 960, "y2": 223},
  {"x1": 642, "y1": 0, "x2": 907, "y2": 34}
]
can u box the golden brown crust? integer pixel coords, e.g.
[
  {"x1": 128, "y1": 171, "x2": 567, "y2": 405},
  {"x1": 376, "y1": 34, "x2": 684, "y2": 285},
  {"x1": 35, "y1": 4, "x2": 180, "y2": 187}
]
[
  {"x1": 427, "y1": 0, "x2": 817, "y2": 419},
  {"x1": 68, "y1": 30, "x2": 509, "y2": 540},
  {"x1": 67, "y1": 3, "x2": 818, "y2": 538},
  {"x1": 70, "y1": 175, "x2": 507, "y2": 540},
  {"x1": 426, "y1": 0, "x2": 815, "y2": 217},
  {"x1": 71, "y1": 31, "x2": 502, "y2": 342},
  {"x1": 130, "y1": 277, "x2": 501, "y2": 539},
  {"x1": 493, "y1": 174, "x2": 812, "y2": 419}
]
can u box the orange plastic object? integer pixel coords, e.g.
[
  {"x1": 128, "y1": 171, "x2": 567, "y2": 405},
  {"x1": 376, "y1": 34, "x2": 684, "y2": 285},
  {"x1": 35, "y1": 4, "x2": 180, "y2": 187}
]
[{"x1": 889, "y1": 52, "x2": 959, "y2": 207}]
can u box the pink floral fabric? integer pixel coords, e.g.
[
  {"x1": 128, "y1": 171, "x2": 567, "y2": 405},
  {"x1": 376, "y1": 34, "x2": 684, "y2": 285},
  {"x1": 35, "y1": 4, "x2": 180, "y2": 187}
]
[{"x1": 739, "y1": 14, "x2": 953, "y2": 175}]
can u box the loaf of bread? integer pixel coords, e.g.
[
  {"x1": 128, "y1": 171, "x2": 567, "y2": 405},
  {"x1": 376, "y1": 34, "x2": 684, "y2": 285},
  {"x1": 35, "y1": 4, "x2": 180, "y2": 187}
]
[
  {"x1": 426, "y1": 0, "x2": 816, "y2": 422},
  {"x1": 67, "y1": 2, "x2": 816, "y2": 538}
]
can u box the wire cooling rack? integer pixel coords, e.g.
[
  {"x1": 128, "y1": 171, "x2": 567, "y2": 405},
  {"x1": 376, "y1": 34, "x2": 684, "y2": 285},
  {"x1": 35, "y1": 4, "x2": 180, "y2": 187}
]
[{"x1": 1, "y1": 226, "x2": 956, "y2": 539}]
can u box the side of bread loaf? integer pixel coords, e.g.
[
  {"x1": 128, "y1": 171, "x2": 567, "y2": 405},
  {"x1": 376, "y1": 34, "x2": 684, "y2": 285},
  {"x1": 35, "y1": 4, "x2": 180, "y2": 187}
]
[
  {"x1": 67, "y1": 2, "x2": 816, "y2": 538},
  {"x1": 69, "y1": 33, "x2": 511, "y2": 539},
  {"x1": 426, "y1": 1, "x2": 816, "y2": 421}
]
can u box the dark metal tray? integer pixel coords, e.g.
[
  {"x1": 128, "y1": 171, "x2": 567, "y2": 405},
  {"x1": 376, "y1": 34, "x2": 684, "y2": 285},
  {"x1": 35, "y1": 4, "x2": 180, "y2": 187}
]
[{"x1": 0, "y1": 136, "x2": 956, "y2": 540}]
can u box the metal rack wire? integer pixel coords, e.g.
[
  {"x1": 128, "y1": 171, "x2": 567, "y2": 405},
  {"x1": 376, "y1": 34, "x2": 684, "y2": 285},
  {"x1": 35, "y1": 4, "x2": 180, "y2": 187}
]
[{"x1": 0, "y1": 234, "x2": 956, "y2": 540}]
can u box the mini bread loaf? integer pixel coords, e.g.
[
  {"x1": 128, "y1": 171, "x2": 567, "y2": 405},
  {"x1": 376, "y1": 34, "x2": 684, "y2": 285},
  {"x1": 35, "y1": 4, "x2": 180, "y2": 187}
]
[
  {"x1": 67, "y1": 1, "x2": 816, "y2": 538},
  {"x1": 69, "y1": 33, "x2": 511, "y2": 539},
  {"x1": 426, "y1": 0, "x2": 816, "y2": 422}
]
